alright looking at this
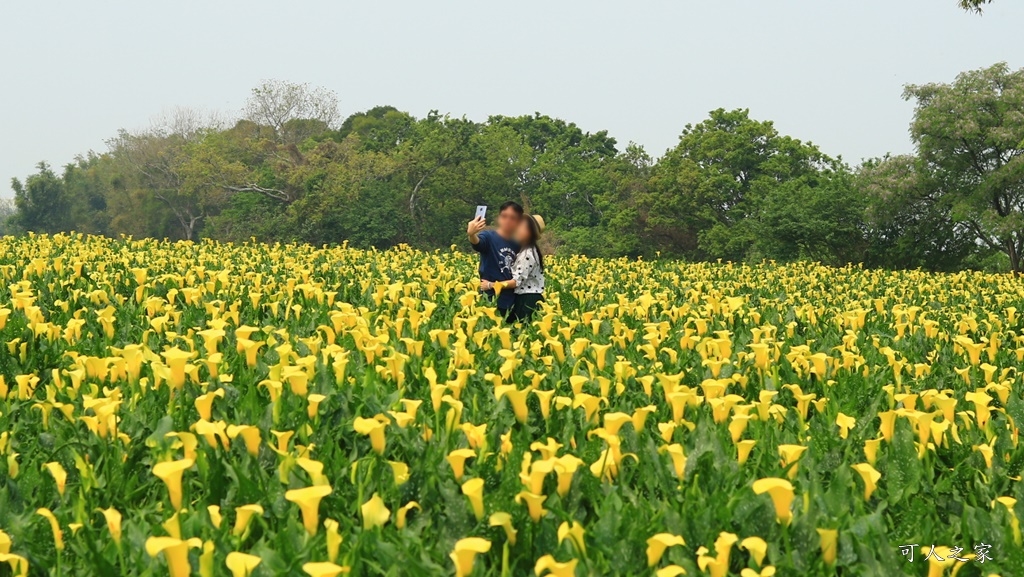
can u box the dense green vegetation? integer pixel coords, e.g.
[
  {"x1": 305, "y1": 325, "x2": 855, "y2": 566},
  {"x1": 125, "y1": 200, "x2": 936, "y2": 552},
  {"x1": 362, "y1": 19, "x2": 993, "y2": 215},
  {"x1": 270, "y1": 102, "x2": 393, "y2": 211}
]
[
  {"x1": 4, "y1": 235, "x2": 1024, "y2": 576},
  {"x1": 7, "y1": 63, "x2": 1024, "y2": 272}
]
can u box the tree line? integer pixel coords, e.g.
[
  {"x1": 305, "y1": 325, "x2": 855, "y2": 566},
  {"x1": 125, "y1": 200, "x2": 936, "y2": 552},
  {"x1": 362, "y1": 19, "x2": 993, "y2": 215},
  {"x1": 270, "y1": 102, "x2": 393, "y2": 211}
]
[{"x1": 7, "y1": 63, "x2": 1024, "y2": 273}]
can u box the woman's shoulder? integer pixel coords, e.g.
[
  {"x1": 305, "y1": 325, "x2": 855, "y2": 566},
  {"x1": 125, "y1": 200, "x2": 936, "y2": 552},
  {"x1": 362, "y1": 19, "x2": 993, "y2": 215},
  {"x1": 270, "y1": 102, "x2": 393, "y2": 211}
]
[{"x1": 516, "y1": 248, "x2": 537, "y2": 260}]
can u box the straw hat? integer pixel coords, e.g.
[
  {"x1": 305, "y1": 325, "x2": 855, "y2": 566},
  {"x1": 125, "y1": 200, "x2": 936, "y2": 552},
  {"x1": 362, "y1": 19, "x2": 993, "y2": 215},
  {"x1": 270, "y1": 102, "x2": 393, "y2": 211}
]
[{"x1": 529, "y1": 214, "x2": 546, "y2": 235}]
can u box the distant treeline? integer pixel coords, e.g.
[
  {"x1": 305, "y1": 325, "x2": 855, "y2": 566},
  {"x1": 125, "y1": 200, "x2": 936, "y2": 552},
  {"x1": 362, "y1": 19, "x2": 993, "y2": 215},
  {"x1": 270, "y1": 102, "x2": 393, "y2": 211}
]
[{"x1": 8, "y1": 63, "x2": 1024, "y2": 273}]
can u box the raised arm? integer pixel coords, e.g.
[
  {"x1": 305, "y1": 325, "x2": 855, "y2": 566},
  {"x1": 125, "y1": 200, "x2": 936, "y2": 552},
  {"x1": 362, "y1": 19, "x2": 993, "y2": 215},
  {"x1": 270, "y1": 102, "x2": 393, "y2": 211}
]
[{"x1": 467, "y1": 217, "x2": 487, "y2": 246}]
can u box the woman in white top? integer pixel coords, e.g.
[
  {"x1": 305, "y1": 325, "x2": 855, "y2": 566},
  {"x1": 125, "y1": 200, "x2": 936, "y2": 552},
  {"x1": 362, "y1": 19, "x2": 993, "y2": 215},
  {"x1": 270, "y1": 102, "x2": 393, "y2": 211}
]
[{"x1": 499, "y1": 214, "x2": 545, "y2": 322}]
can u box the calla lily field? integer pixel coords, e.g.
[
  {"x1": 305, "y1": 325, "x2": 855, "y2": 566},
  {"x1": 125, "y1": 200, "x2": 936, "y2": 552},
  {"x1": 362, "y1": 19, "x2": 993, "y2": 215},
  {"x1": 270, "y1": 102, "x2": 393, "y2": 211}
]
[{"x1": 1, "y1": 233, "x2": 1024, "y2": 576}]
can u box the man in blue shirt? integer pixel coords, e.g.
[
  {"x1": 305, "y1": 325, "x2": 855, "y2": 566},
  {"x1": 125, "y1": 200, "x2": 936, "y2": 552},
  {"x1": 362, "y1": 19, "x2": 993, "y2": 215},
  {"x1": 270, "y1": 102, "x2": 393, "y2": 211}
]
[{"x1": 468, "y1": 201, "x2": 523, "y2": 318}]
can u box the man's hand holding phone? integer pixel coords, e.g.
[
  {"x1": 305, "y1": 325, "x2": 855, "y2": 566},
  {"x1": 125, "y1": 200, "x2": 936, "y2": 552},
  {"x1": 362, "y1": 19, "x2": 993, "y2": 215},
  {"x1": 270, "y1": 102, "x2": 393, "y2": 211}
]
[
  {"x1": 467, "y1": 217, "x2": 486, "y2": 235},
  {"x1": 467, "y1": 208, "x2": 487, "y2": 244}
]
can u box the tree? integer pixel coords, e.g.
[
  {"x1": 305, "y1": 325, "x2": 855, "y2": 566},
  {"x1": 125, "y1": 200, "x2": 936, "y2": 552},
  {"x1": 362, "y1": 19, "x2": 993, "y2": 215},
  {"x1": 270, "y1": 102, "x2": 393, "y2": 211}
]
[
  {"x1": 242, "y1": 80, "x2": 340, "y2": 142},
  {"x1": 856, "y1": 155, "x2": 979, "y2": 271},
  {"x1": 334, "y1": 106, "x2": 415, "y2": 153},
  {"x1": 959, "y1": 0, "x2": 994, "y2": 12},
  {"x1": 23, "y1": 75, "x2": 1024, "y2": 272},
  {"x1": 558, "y1": 143, "x2": 651, "y2": 258},
  {"x1": 283, "y1": 139, "x2": 401, "y2": 247},
  {"x1": 62, "y1": 153, "x2": 113, "y2": 235},
  {"x1": 106, "y1": 109, "x2": 227, "y2": 240},
  {"x1": 11, "y1": 162, "x2": 72, "y2": 233},
  {"x1": 393, "y1": 113, "x2": 481, "y2": 246},
  {"x1": 9, "y1": 158, "x2": 113, "y2": 236},
  {"x1": 486, "y1": 113, "x2": 618, "y2": 231},
  {"x1": 0, "y1": 197, "x2": 18, "y2": 235},
  {"x1": 645, "y1": 109, "x2": 836, "y2": 261},
  {"x1": 903, "y1": 62, "x2": 1024, "y2": 273},
  {"x1": 201, "y1": 119, "x2": 311, "y2": 206},
  {"x1": 751, "y1": 167, "x2": 867, "y2": 265}
]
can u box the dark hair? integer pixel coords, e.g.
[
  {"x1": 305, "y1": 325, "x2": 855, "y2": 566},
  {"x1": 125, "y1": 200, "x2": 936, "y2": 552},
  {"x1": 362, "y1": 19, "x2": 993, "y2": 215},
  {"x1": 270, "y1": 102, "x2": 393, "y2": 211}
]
[
  {"x1": 499, "y1": 201, "x2": 524, "y2": 216},
  {"x1": 521, "y1": 214, "x2": 544, "y2": 272}
]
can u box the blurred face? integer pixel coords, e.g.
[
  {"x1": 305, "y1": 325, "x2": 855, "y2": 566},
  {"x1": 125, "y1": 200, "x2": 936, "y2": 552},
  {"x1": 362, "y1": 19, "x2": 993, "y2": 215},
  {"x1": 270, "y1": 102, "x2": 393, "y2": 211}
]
[
  {"x1": 497, "y1": 207, "x2": 522, "y2": 236},
  {"x1": 514, "y1": 218, "x2": 533, "y2": 245}
]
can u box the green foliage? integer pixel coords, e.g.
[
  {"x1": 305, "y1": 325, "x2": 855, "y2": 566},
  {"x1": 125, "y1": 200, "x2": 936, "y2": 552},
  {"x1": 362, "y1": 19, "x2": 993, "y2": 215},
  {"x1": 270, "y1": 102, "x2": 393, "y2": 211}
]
[
  {"x1": 857, "y1": 156, "x2": 979, "y2": 271},
  {"x1": 750, "y1": 170, "x2": 867, "y2": 265},
  {"x1": 9, "y1": 65, "x2": 1024, "y2": 274},
  {"x1": 643, "y1": 109, "x2": 846, "y2": 263},
  {"x1": 332, "y1": 106, "x2": 415, "y2": 153},
  {"x1": 11, "y1": 162, "x2": 72, "y2": 234},
  {"x1": 901, "y1": 62, "x2": 1024, "y2": 272},
  {"x1": 0, "y1": 198, "x2": 16, "y2": 236},
  {"x1": 959, "y1": 0, "x2": 994, "y2": 12},
  {"x1": 2, "y1": 235, "x2": 1024, "y2": 575},
  {"x1": 242, "y1": 80, "x2": 340, "y2": 143}
]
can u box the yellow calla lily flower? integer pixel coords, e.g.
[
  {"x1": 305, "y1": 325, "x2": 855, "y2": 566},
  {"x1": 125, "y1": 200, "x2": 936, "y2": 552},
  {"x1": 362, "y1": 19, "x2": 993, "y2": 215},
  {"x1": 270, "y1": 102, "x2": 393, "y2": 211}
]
[
  {"x1": 225, "y1": 552, "x2": 262, "y2": 577},
  {"x1": 353, "y1": 417, "x2": 387, "y2": 455},
  {"x1": 226, "y1": 425, "x2": 262, "y2": 457},
  {"x1": 98, "y1": 507, "x2": 123, "y2": 546},
  {"x1": 360, "y1": 492, "x2": 391, "y2": 530},
  {"x1": 233, "y1": 504, "x2": 265, "y2": 537},
  {"x1": 302, "y1": 561, "x2": 351, "y2": 577},
  {"x1": 752, "y1": 478, "x2": 794, "y2": 525},
  {"x1": 36, "y1": 508, "x2": 63, "y2": 551},
  {"x1": 835, "y1": 413, "x2": 856, "y2": 439},
  {"x1": 43, "y1": 462, "x2": 67, "y2": 497},
  {"x1": 646, "y1": 533, "x2": 686, "y2": 566},
  {"x1": 737, "y1": 440, "x2": 757, "y2": 465},
  {"x1": 515, "y1": 491, "x2": 548, "y2": 522},
  {"x1": 777, "y1": 444, "x2": 807, "y2": 479},
  {"x1": 160, "y1": 347, "x2": 194, "y2": 389},
  {"x1": 447, "y1": 448, "x2": 477, "y2": 479},
  {"x1": 816, "y1": 528, "x2": 837, "y2": 564},
  {"x1": 324, "y1": 519, "x2": 343, "y2": 561},
  {"x1": 152, "y1": 458, "x2": 194, "y2": 510},
  {"x1": 396, "y1": 501, "x2": 420, "y2": 530},
  {"x1": 851, "y1": 463, "x2": 881, "y2": 500},
  {"x1": 145, "y1": 536, "x2": 202, "y2": 577},
  {"x1": 557, "y1": 521, "x2": 586, "y2": 555},
  {"x1": 0, "y1": 552, "x2": 28, "y2": 577},
  {"x1": 285, "y1": 485, "x2": 332, "y2": 535},
  {"x1": 462, "y1": 478, "x2": 485, "y2": 520},
  {"x1": 450, "y1": 537, "x2": 491, "y2": 577},
  {"x1": 740, "y1": 536, "x2": 767, "y2": 567},
  {"x1": 488, "y1": 512, "x2": 517, "y2": 545},
  {"x1": 535, "y1": 554, "x2": 578, "y2": 577}
]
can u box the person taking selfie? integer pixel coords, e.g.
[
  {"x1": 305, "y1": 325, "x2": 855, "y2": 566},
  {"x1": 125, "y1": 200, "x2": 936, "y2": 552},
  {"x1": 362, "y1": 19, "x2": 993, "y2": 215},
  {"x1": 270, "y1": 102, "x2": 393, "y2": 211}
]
[{"x1": 468, "y1": 201, "x2": 523, "y2": 319}]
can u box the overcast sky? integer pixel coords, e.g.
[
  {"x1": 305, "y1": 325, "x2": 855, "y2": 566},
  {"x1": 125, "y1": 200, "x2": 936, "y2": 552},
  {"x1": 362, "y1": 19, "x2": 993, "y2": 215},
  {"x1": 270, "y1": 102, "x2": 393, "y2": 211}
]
[{"x1": 1, "y1": 0, "x2": 1022, "y2": 198}]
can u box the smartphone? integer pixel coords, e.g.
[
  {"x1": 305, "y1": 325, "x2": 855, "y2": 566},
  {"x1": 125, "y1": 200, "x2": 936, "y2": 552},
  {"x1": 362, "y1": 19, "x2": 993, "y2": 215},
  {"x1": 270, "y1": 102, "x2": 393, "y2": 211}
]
[{"x1": 475, "y1": 205, "x2": 487, "y2": 220}]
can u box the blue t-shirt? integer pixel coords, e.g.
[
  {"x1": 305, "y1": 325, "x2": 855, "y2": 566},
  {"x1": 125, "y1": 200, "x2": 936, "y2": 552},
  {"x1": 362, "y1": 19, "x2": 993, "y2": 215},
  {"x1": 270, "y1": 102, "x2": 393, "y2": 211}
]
[{"x1": 472, "y1": 229, "x2": 520, "y2": 309}]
